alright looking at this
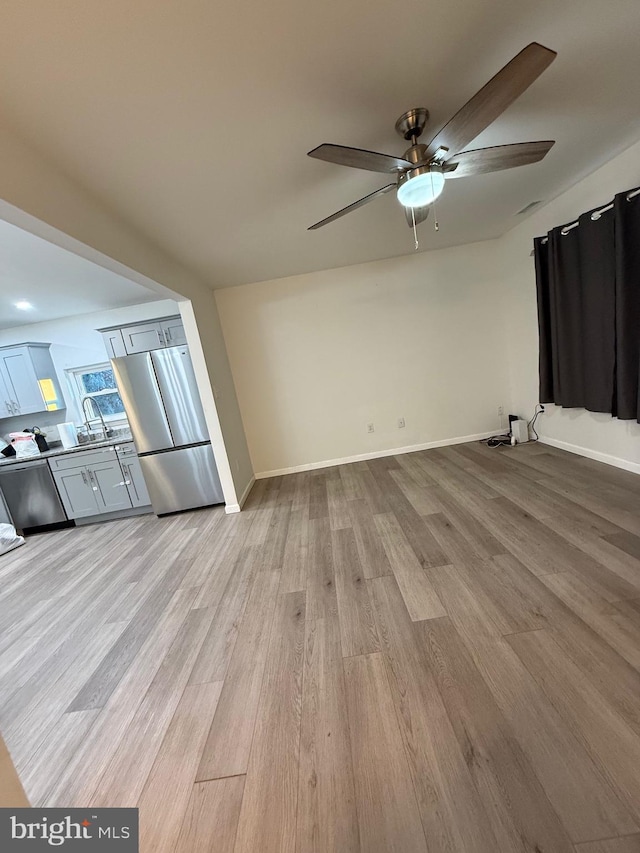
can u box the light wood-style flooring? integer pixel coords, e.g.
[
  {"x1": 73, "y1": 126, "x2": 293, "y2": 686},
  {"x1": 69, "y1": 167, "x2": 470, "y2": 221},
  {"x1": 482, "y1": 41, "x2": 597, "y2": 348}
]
[{"x1": 2, "y1": 440, "x2": 640, "y2": 851}]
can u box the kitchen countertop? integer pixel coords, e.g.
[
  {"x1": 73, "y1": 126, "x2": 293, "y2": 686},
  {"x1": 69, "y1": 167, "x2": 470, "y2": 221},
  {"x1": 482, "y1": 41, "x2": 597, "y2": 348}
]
[{"x1": 0, "y1": 434, "x2": 134, "y2": 467}]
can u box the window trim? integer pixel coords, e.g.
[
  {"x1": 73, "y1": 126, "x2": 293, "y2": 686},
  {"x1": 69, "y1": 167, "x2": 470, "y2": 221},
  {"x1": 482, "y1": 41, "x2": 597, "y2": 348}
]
[{"x1": 66, "y1": 362, "x2": 128, "y2": 425}]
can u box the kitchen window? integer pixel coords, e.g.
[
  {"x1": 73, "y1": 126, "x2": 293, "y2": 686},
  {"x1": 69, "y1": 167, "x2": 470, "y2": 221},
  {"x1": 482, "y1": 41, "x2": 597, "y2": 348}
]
[{"x1": 67, "y1": 363, "x2": 127, "y2": 423}]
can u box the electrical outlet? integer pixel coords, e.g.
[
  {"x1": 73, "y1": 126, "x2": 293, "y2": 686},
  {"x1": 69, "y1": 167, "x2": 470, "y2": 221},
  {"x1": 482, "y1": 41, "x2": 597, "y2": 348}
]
[
  {"x1": 367, "y1": 423, "x2": 375, "y2": 433},
  {"x1": 398, "y1": 417, "x2": 406, "y2": 429},
  {"x1": 497, "y1": 406, "x2": 504, "y2": 416}
]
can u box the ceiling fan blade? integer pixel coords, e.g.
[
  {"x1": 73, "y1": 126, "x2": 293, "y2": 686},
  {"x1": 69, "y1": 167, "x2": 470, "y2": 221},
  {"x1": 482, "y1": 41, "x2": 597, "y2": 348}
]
[
  {"x1": 404, "y1": 206, "x2": 430, "y2": 227},
  {"x1": 308, "y1": 183, "x2": 396, "y2": 230},
  {"x1": 444, "y1": 140, "x2": 555, "y2": 178},
  {"x1": 308, "y1": 144, "x2": 412, "y2": 174},
  {"x1": 425, "y1": 42, "x2": 557, "y2": 160}
]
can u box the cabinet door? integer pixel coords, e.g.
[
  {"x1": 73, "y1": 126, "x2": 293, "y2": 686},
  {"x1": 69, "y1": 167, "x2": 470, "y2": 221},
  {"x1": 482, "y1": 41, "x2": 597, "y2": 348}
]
[
  {"x1": 162, "y1": 318, "x2": 187, "y2": 347},
  {"x1": 121, "y1": 456, "x2": 151, "y2": 508},
  {"x1": 121, "y1": 322, "x2": 164, "y2": 355},
  {"x1": 88, "y1": 460, "x2": 133, "y2": 512},
  {"x1": 52, "y1": 468, "x2": 98, "y2": 519},
  {"x1": 0, "y1": 368, "x2": 13, "y2": 418},
  {"x1": 102, "y1": 330, "x2": 127, "y2": 359},
  {"x1": 0, "y1": 348, "x2": 44, "y2": 414}
]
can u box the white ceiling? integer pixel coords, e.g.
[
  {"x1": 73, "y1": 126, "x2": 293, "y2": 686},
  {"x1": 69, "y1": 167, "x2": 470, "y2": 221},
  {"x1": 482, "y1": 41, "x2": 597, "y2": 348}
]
[
  {"x1": 0, "y1": 0, "x2": 639, "y2": 289},
  {"x1": 0, "y1": 219, "x2": 160, "y2": 330}
]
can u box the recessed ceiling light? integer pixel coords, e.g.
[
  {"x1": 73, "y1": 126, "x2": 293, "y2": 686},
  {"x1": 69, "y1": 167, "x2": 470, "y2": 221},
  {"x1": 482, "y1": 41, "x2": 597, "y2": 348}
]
[{"x1": 14, "y1": 301, "x2": 33, "y2": 311}]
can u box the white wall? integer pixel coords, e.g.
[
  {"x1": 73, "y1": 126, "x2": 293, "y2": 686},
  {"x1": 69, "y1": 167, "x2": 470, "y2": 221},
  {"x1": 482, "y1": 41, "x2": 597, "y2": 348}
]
[
  {"x1": 216, "y1": 241, "x2": 509, "y2": 476},
  {"x1": 0, "y1": 299, "x2": 178, "y2": 439},
  {"x1": 500, "y1": 137, "x2": 640, "y2": 471}
]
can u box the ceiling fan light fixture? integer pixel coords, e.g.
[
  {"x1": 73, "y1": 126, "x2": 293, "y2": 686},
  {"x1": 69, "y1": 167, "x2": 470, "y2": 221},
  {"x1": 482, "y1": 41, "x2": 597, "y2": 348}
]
[{"x1": 397, "y1": 166, "x2": 445, "y2": 208}]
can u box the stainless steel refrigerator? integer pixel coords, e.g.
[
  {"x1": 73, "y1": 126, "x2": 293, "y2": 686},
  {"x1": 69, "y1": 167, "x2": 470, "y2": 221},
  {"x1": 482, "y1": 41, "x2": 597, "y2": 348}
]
[{"x1": 111, "y1": 345, "x2": 224, "y2": 514}]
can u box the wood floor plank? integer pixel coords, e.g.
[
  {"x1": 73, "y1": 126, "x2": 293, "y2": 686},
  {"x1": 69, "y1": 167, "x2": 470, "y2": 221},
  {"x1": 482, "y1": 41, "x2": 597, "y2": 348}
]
[
  {"x1": 373, "y1": 512, "x2": 446, "y2": 621},
  {"x1": 189, "y1": 546, "x2": 257, "y2": 685},
  {"x1": 541, "y1": 573, "x2": 640, "y2": 670},
  {"x1": 416, "y1": 616, "x2": 575, "y2": 853},
  {"x1": 297, "y1": 617, "x2": 360, "y2": 853},
  {"x1": 348, "y1": 498, "x2": 393, "y2": 579},
  {"x1": 67, "y1": 557, "x2": 192, "y2": 711},
  {"x1": 368, "y1": 574, "x2": 499, "y2": 853},
  {"x1": 175, "y1": 776, "x2": 245, "y2": 853},
  {"x1": 91, "y1": 607, "x2": 214, "y2": 806},
  {"x1": 326, "y1": 476, "x2": 352, "y2": 531},
  {"x1": 279, "y1": 508, "x2": 309, "y2": 594},
  {"x1": 368, "y1": 462, "x2": 448, "y2": 569},
  {"x1": 195, "y1": 567, "x2": 281, "y2": 781},
  {"x1": 575, "y1": 835, "x2": 640, "y2": 852},
  {"x1": 332, "y1": 527, "x2": 380, "y2": 657},
  {"x1": 343, "y1": 652, "x2": 429, "y2": 853},
  {"x1": 306, "y1": 518, "x2": 338, "y2": 621},
  {"x1": 233, "y1": 591, "x2": 305, "y2": 853},
  {"x1": 429, "y1": 565, "x2": 638, "y2": 843},
  {"x1": 137, "y1": 681, "x2": 223, "y2": 853},
  {"x1": 309, "y1": 473, "x2": 329, "y2": 520},
  {"x1": 41, "y1": 586, "x2": 200, "y2": 807},
  {"x1": 388, "y1": 467, "x2": 441, "y2": 516},
  {"x1": 508, "y1": 629, "x2": 640, "y2": 824}
]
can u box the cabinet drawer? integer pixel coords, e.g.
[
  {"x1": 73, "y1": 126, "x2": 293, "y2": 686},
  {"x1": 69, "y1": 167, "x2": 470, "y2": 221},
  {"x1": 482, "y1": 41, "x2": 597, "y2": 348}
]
[
  {"x1": 49, "y1": 447, "x2": 117, "y2": 471},
  {"x1": 114, "y1": 441, "x2": 137, "y2": 457}
]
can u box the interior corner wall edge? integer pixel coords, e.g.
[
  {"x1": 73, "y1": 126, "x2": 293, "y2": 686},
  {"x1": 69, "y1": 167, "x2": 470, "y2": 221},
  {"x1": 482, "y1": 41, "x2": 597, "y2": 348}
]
[
  {"x1": 499, "y1": 135, "x2": 640, "y2": 469},
  {"x1": 0, "y1": 122, "x2": 254, "y2": 504},
  {"x1": 215, "y1": 240, "x2": 510, "y2": 475}
]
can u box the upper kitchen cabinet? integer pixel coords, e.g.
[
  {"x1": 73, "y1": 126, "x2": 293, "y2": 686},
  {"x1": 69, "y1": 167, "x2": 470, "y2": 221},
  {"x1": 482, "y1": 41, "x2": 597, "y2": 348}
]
[
  {"x1": 98, "y1": 315, "x2": 186, "y2": 357},
  {"x1": 0, "y1": 344, "x2": 65, "y2": 417}
]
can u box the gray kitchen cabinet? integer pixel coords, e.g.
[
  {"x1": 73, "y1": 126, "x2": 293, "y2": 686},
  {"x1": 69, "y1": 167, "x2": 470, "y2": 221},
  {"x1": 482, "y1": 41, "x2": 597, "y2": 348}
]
[
  {"x1": 0, "y1": 343, "x2": 65, "y2": 416},
  {"x1": 89, "y1": 460, "x2": 133, "y2": 512},
  {"x1": 120, "y1": 454, "x2": 151, "y2": 507},
  {"x1": 120, "y1": 321, "x2": 167, "y2": 355},
  {"x1": 0, "y1": 370, "x2": 12, "y2": 419},
  {"x1": 101, "y1": 329, "x2": 127, "y2": 359},
  {"x1": 97, "y1": 316, "x2": 186, "y2": 356},
  {"x1": 52, "y1": 468, "x2": 100, "y2": 519},
  {"x1": 49, "y1": 446, "x2": 118, "y2": 472},
  {"x1": 162, "y1": 317, "x2": 187, "y2": 346},
  {"x1": 49, "y1": 447, "x2": 132, "y2": 518}
]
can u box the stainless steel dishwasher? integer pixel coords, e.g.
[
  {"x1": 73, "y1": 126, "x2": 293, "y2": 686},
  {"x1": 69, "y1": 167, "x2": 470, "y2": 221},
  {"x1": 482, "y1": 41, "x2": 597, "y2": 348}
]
[{"x1": 0, "y1": 459, "x2": 67, "y2": 529}]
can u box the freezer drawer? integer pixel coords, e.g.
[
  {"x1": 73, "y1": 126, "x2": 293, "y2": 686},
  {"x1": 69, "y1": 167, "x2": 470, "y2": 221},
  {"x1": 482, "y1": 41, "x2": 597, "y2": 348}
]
[{"x1": 138, "y1": 444, "x2": 223, "y2": 514}]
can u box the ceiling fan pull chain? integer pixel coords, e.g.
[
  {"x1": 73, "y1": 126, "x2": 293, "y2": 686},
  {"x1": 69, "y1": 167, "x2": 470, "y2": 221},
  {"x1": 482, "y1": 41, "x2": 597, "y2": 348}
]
[
  {"x1": 430, "y1": 170, "x2": 440, "y2": 232},
  {"x1": 411, "y1": 207, "x2": 419, "y2": 250}
]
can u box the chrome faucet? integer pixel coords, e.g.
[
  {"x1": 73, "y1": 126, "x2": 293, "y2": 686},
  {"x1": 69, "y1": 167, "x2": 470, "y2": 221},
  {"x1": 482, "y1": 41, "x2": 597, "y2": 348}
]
[{"x1": 81, "y1": 396, "x2": 108, "y2": 440}]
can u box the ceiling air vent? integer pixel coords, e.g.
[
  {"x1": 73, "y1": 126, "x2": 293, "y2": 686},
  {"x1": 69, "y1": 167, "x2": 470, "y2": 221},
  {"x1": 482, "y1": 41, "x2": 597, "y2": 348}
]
[{"x1": 516, "y1": 200, "x2": 543, "y2": 215}]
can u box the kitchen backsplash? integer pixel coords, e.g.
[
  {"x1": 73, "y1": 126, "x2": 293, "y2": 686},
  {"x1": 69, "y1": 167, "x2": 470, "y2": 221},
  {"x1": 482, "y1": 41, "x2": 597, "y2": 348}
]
[{"x1": 0, "y1": 410, "x2": 72, "y2": 445}]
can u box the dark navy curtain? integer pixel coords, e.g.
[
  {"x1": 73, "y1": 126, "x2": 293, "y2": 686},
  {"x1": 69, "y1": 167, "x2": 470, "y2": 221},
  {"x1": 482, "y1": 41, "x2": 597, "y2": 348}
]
[{"x1": 534, "y1": 188, "x2": 640, "y2": 421}]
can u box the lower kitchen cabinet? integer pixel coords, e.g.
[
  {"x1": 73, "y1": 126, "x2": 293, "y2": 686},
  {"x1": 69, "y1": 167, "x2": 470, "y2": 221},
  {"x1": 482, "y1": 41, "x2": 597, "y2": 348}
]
[
  {"x1": 120, "y1": 454, "x2": 151, "y2": 508},
  {"x1": 89, "y1": 461, "x2": 135, "y2": 513},
  {"x1": 52, "y1": 468, "x2": 103, "y2": 519},
  {"x1": 50, "y1": 446, "x2": 150, "y2": 519}
]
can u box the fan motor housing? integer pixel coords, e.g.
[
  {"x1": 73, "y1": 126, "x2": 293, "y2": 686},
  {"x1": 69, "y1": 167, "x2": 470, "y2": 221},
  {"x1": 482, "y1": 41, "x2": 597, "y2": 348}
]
[{"x1": 395, "y1": 108, "x2": 429, "y2": 141}]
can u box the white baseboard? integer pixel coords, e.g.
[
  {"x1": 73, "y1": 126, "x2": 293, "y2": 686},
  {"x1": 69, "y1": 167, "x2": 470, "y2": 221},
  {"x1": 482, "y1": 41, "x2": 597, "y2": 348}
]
[
  {"x1": 539, "y1": 436, "x2": 640, "y2": 476},
  {"x1": 225, "y1": 474, "x2": 256, "y2": 514},
  {"x1": 254, "y1": 431, "x2": 497, "y2": 479}
]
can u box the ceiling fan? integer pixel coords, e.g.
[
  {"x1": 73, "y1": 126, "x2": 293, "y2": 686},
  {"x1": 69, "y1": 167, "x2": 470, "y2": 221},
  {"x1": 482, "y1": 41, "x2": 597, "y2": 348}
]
[{"x1": 307, "y1": 42, "x2": 557, "y2": 231}]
